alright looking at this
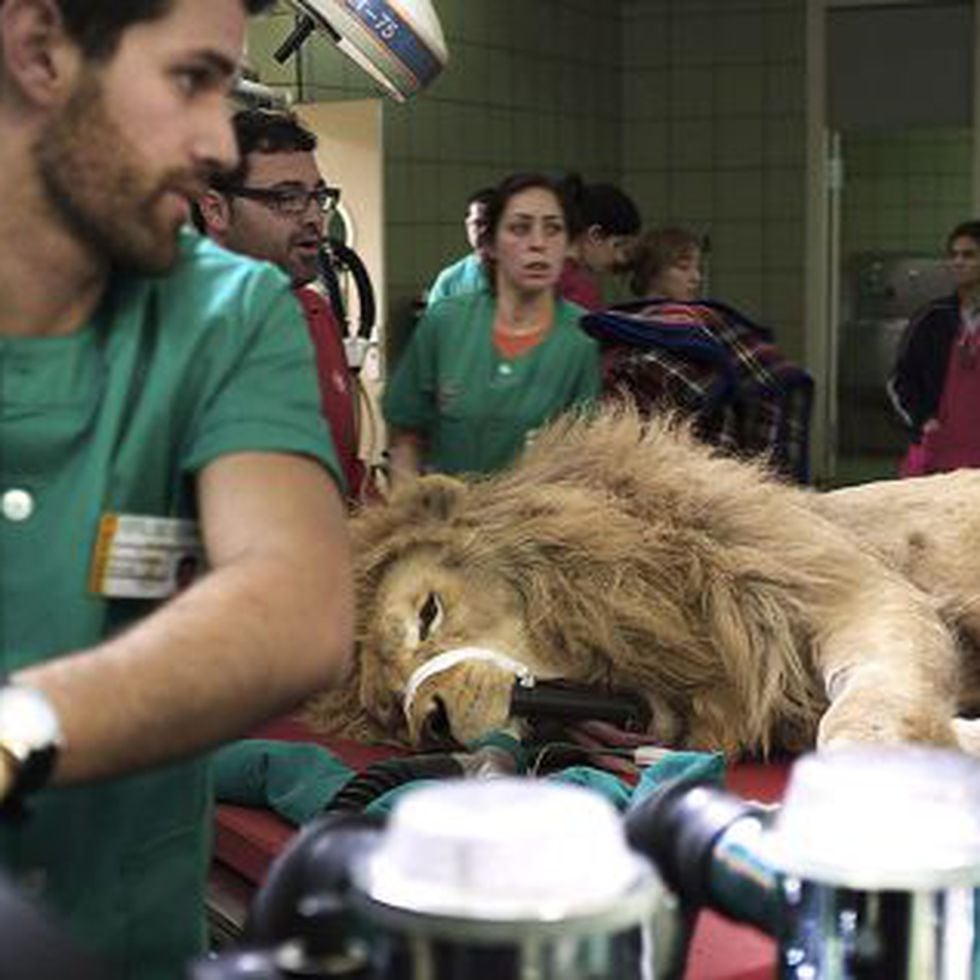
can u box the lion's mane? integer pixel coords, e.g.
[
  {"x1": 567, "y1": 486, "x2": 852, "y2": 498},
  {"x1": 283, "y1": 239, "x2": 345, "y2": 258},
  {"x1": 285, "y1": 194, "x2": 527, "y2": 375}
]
[{"x1": 307, "y1": 408, "x2": 955, "y2": 754}]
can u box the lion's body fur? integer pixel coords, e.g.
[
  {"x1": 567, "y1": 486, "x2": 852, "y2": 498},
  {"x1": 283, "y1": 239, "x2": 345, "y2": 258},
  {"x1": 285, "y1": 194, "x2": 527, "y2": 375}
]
[{"x1": 307, "y1": 409, "x2": 980, "y2": 757}]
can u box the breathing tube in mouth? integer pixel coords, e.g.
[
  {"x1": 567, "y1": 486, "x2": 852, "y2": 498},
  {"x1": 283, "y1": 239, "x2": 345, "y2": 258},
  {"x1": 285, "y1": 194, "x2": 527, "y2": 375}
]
[
  {"x1": 509, "y1": 679, "x2": 652, "y2": 732},
  {"x1": 400, "y1": 647, "x2": 536, "y2": 725},
  {"x1": 402, "y1": 647, "x2": 653, "y2": 741}
]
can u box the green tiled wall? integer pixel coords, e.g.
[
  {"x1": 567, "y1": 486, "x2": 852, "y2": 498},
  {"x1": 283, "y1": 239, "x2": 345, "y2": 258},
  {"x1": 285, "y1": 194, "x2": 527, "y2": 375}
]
[
  {"x1": 621, "y1": 0, "x2": 808, "y2": 363},
  {"x1": 841, "y1": 127, "x2": 973, "y2": 259}
]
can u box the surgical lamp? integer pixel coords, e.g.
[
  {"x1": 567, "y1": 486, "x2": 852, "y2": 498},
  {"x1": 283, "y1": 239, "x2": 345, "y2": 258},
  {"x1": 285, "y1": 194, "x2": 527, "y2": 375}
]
[{"x1": 276, "y1": 0, "x2": 448, "y2": 102}]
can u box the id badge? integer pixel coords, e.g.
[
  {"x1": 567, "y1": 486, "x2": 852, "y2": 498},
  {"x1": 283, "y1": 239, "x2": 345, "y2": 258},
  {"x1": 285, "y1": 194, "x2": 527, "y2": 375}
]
[{"x1": 88, "y1": 513, "x2": 204, "y2": 599}]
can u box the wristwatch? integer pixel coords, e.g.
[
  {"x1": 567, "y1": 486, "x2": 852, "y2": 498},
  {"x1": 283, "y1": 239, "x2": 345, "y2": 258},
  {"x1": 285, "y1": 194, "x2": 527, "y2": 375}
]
[{"x1": 0, "y1": 684, "x2": 63, "y2": 810}]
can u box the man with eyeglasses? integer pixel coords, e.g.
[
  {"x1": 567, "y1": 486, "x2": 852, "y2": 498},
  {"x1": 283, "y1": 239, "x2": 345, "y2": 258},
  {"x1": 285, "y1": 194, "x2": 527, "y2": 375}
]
[{"x1": 197, "y1": 108, "x2": 365, "y2": 501}]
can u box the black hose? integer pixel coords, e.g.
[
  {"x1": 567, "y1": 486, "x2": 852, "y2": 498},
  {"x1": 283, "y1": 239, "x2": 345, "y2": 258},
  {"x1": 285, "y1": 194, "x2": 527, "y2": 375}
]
[
  {"x1": 319, "y1": 239, "x2": 377, "y2": 341},
  {"x1": 510, "y1": 679, "x2": 652, "y2": 731},
  {"x1": 325, "y1": 754, "x2": 464, "y2": 814},
  {"x1": 626, "y1": 779, "x2": 749, "y2": 907},
  {"x1": 625, "y1": 779, "x2": 779, "y2": 933}
]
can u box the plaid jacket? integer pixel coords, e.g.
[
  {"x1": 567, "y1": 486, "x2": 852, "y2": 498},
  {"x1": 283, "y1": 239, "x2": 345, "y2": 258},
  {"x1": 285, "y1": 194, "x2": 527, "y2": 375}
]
[{"x1": 581, "y1": 299, "x2": 814, "y2": 484}]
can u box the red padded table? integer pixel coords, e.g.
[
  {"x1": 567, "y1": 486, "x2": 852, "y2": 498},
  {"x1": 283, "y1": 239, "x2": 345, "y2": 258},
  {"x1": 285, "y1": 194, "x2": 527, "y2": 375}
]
[
  {"x1": 212, "y1": 717, "x2": 401, "y2": 885},
  {"x1": 211, "y1": 719, "x2": 791, "y2": 978}
]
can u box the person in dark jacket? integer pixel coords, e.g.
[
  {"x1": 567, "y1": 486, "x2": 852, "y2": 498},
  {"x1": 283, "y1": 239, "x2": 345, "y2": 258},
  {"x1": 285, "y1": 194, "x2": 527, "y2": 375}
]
[{"x1": 888, "y1": 220, "x2": 980, "y2": 474}]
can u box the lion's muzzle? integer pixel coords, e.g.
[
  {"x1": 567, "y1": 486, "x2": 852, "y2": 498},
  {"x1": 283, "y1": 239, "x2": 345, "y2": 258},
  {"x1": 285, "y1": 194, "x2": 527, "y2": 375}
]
[{"x1": 402, "y1": 646, "x2": 536, "y2": 745}]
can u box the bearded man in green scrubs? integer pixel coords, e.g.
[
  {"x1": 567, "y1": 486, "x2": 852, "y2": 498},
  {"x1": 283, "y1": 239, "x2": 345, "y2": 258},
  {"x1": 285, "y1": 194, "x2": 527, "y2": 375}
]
[{"x1": 0, "y1": 1, "x2": 354, "y2": 976}]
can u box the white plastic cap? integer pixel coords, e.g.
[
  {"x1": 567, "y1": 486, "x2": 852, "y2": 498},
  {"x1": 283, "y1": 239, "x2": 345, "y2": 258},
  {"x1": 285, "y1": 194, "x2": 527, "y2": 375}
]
[
  {"x1": 359, "y1": 779, "x2": 649, "y2": 920},
  {"x1": 767, "y1": 746, "x2": 980, "y2": 889}
]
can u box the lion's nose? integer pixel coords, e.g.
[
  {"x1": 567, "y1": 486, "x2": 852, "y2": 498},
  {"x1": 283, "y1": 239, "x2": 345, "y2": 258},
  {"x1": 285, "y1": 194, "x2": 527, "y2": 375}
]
[{"x1": 420, "y1": 696, "x2": 453, "y2": 747}]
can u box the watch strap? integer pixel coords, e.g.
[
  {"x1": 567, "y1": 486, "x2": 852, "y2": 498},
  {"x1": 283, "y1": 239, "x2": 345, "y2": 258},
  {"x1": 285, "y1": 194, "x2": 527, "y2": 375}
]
[{"x1": 0, "y1": 683, "x2": 63, "y2": 817}]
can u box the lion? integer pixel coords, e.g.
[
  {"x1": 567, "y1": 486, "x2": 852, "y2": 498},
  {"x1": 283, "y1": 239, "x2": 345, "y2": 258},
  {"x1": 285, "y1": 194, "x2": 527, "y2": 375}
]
[{"x1": 306, "y1": 408, "x2": 980, "y2": 759}]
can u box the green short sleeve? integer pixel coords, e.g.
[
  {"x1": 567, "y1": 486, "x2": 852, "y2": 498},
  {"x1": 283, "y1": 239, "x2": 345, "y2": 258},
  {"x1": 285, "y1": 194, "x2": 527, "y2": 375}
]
[
  {"x1": 382, "y1": 302, "x2": 446, "y2": 435},
  {"x1": 176, "y1": 258, "x2": 342, "y2": 489}
]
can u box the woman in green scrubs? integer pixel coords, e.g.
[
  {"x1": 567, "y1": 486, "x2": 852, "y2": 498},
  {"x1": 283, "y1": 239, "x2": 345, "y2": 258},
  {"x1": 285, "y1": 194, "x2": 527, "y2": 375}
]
[{"x1": 384, "y1": 173, "x2": 602, "y2": 482}]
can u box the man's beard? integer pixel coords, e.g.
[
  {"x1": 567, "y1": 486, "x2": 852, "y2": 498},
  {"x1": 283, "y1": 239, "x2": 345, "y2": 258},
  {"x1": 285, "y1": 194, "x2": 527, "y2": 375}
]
[
  {"x1": 287, "y1": 237, "x2": 322, "y2": 287},
  {"x1": 34, "y1": 72, "x2": 203, "y2": 275}
]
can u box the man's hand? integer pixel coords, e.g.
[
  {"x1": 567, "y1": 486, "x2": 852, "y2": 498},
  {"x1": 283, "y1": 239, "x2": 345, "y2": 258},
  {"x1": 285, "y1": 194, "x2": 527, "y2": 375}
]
[
  {"x1": 14, "y1": 452, "x2": 354, "y2": 786},
  {"x1": 387, "y1": 430, "x2": 424, "y2": 492}
]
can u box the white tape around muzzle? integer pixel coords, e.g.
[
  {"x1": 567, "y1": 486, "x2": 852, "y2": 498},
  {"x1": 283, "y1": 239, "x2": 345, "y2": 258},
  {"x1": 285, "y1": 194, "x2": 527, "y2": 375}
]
[{"x1": 402, "y1": 646, "x2": 536, "y2": 723}]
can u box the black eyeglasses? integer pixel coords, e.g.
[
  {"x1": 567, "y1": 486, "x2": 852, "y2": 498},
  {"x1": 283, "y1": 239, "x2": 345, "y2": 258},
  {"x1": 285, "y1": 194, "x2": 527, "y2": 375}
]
[{"x1": 228, "y1": 184, "x2": 341, "y2": 216}]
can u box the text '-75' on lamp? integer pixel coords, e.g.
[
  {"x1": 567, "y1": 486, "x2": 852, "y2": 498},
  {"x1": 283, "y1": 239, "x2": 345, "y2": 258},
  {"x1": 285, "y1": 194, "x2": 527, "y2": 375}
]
[{"x1": 276, "y1": 0, "x2": 449, "y2": 102}]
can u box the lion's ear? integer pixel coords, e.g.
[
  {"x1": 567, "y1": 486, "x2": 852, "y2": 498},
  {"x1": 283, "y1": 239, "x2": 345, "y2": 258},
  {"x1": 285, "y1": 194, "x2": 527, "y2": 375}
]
[{"x1": 394, "y1": 474, "x2": 469, "y2": 523}]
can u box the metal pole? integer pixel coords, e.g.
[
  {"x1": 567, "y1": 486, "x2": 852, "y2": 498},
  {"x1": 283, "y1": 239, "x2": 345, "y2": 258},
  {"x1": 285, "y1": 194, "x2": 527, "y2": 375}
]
[{"x1": 974, "y1": 0, "x2": 980, "y2": 213}]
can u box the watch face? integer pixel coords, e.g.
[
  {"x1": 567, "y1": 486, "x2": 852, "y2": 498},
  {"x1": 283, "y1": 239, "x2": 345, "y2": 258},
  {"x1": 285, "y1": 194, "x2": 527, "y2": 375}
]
[{"x1": 0, "y1": 686, "x2": 63, "y2": 762}]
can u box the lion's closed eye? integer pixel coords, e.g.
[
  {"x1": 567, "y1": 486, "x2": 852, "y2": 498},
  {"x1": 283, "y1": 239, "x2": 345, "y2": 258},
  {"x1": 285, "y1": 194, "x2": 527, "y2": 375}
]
[{"x1": 418, "y1": 591, "x2": 444, "y2": 642}]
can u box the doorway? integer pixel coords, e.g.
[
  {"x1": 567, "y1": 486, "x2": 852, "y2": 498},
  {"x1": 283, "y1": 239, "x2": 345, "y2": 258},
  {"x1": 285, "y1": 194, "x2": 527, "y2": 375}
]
[{"x1": 805, "y1": 0, "x2": 980, "y2": 486}]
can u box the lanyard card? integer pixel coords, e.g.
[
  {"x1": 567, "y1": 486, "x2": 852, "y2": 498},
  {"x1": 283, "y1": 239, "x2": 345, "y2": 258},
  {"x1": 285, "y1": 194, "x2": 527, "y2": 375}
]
[{"x1": 89, "y1": 514, "x2": 204, "y2": 599}]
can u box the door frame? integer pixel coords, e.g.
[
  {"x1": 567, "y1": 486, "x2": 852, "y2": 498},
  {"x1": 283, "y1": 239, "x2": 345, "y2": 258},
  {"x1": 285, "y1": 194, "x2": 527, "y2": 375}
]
[{"x1": 803, "y1": 0, "x2": 980, "y2": 483}]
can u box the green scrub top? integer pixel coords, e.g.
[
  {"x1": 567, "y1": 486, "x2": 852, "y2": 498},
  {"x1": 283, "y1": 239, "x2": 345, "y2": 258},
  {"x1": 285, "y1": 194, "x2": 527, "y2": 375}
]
[
  {"x1": 383, "y1": 292, "x2": 600, "y2": 475},
  {"x1": 0, "y1": 230, "x2": 339, "y2": 978},
  {"x1": 426, "y1": 252, "x2": 489, "y2": 306}
]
